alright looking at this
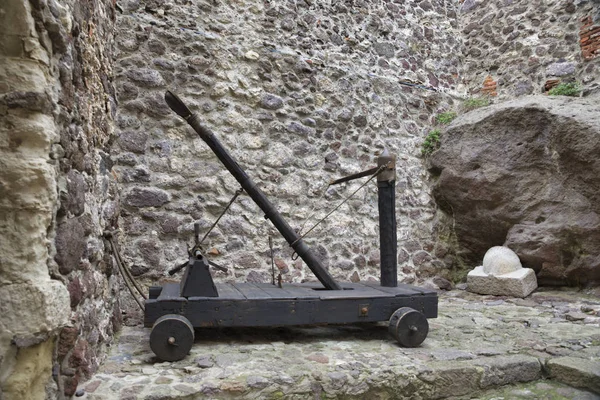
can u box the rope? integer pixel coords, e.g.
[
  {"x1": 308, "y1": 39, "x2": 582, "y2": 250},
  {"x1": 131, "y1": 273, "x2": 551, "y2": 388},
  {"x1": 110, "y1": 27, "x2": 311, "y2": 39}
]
[
  {"x1": 292, "y1": 162, "x2": 390, "y2": 245},
  {"x1": 110, "y1": 235, "x2": 147, "y2": 299},
  {"x1": 298, "y1": 181, "x2": 331, "y2": 236},
  {"x1": 198, "y1": 187, "x2": 243, "y2": 246},
  {"x1": 104, "y1": 232, "x2": 146, "y2": 311}
]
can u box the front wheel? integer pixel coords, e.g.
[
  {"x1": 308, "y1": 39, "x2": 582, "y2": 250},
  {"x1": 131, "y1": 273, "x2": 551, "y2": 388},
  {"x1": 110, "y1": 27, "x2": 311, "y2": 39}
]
[
  {"x1": 388, "y1": 307, "x2": 429, "y2": 347},
  {"x1": 150, "y1": 314, "x2": 194, "y2": 361}
]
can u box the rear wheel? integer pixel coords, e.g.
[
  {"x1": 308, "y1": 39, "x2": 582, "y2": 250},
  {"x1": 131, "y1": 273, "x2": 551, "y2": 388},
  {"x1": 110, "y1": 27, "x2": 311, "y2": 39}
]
[
  {"x1": 150, "y1": 314, "x2": 194, "y2": 361},
  {"x1": 388, "y1": 307, "x2": 428, "y2": 347}
]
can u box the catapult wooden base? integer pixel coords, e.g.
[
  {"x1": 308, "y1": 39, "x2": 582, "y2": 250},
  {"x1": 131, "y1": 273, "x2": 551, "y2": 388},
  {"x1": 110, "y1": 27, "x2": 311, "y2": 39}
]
[
  {"x1": 145, "y1": 279, "x2": 437, "y2": 362},
  {"x1": 142, "y1": 91, "x2": 440, "y2": 362}
]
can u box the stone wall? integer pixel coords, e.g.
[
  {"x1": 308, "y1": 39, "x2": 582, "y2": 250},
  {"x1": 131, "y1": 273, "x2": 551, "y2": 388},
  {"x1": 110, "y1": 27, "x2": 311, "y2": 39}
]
[
  {"x1": 459, "y1": 0, "x2": 600, "y2": 99},
  {"x1": 112, "y1": 0, "x2": 465, "y2": 306},
  {"x1": 1, "y1": 0, "x2": 598, "y2": 398},
  {"x1": 0, "y1": 0, "x2": 119, "y2": 398}
]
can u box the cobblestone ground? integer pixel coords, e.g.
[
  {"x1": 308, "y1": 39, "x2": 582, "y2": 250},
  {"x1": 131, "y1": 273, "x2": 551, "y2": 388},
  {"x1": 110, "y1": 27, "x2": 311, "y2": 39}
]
[{"x1": 76, "y1": 288, "x2": 600, "y2": 399}]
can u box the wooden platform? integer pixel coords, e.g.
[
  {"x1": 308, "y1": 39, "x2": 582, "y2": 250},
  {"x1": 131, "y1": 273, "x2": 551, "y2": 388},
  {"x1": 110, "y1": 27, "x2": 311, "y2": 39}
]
[
  {"x1": 155, "y1": 282, "x2": 434, "y2": 301},
  {"x1": 145, "y1": 282, "x2": 438, "y2": 328}
]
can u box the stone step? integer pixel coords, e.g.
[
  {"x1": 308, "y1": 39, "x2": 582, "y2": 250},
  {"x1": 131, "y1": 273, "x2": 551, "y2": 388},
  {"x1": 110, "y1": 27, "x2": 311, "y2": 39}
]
[
  {"x1": 76, "y1": 290, "x2": 600, "y2": 399},
  {"x1": 547, "y1": 357, "x2": 600, "y2": 394}
]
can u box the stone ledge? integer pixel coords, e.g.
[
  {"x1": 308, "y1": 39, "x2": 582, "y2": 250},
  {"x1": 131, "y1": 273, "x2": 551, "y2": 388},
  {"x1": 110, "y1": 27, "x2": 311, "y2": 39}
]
[
  {"x1": 472, "y1": 354, "x2": 542, "y2": 388},
  {"x1": 75, "y1": 289, "x2": 600, "y2": 399},
  {"x1": 547, "y1": 357, "x2": 600, "y2": 394}
]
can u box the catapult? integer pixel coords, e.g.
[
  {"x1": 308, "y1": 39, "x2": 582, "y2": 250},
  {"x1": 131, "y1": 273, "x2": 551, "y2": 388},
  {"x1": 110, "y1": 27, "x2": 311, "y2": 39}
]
[{"x1": 144, "y1": 91, "x2": 438, "y2": 361}]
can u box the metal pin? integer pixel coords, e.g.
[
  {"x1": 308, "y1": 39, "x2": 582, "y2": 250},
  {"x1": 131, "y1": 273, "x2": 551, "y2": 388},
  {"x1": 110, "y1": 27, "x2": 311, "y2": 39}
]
[
  {"x1": 269, "y1": 236, "x2": 275, "y2": 285},
  {"x1": 194, "y1": 222, "x2": 201, "y2": 245}
]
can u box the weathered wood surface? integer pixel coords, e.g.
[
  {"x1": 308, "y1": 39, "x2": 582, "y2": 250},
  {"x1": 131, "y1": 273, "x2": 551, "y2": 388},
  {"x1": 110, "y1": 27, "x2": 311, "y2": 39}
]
[
  {"x1": 145, "y1": 282, "x2": 438, "y2": 328},
  {"x1": 158, "y1": 282, "x2": 184, "y2": 300},
  {"x1": 232, "y1": 283, "x2": 274, "y2": 300},
  {"x1": 361, "y1": 282, "x2": 436, "y2": 296},
  {"x1": 153, "y1": 282, "x2": 433, "y2": 301}
]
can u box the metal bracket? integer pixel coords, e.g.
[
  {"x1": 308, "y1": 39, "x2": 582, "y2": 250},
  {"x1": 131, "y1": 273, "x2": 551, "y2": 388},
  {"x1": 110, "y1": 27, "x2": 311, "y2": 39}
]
[
  {"x1": 377, "y1": 149, "x2": 396, "y2": 182},
  {"x1": 180, "y1": 255, "x2": 219, "y2": 298}
]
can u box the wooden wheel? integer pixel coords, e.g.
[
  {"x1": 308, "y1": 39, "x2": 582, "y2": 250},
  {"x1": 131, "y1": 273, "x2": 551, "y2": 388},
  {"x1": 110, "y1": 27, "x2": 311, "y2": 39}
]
[
  {"x1": 150, "y1": 314, "x2": 194, "y2": 361},
  {"x1": 388, "y1": 307, "x2": 429, "y2": 347}
]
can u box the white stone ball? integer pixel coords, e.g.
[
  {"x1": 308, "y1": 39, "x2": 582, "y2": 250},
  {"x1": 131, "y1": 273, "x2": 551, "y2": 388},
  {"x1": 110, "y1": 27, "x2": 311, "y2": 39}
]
[{"x1": 482, "y1": 246, "x2": 522, "y2": 276}]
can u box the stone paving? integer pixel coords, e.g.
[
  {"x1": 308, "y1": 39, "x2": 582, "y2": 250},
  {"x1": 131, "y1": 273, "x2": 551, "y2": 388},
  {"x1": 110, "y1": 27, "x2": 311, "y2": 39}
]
[{"x1": 75, "y1": 288, "x2": 600, "y2": 399}]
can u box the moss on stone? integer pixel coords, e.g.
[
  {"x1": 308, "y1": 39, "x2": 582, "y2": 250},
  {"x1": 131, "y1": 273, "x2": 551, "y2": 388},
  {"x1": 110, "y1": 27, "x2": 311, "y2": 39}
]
[{"x1": 548, "y1": 82, "x2": 580, "y2": 97}]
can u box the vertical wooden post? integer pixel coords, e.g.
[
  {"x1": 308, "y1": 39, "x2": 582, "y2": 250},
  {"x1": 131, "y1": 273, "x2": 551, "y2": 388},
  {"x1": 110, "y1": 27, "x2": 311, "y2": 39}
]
[{"x1": 378, "y1": 149, "x2": 397, "y2": 287}]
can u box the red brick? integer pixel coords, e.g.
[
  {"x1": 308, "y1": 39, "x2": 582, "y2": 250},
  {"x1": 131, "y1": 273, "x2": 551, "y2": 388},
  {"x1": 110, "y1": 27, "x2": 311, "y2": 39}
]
[
  {"x1": 481, "y1": 75, "x2": 498, "y2": 97},
  {"x1": 580, "y1": 26, "x2": 598, "y2": 35},
  {"x1": 579, "y1": 15, "x2": 600, "y2": 60},
  {"x1": 544, "y1": 79, "x2": 560, "y2": 92}
]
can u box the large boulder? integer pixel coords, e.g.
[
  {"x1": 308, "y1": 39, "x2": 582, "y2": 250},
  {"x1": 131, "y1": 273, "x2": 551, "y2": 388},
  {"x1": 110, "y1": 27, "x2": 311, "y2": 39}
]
[{"x1": 429, "y1": 95, "x2": 600, "y2": 286}]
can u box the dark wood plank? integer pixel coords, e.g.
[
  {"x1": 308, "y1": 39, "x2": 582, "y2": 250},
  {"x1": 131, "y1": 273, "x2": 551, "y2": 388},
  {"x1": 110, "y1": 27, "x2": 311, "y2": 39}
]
[
  {"x1": 215, "y1": 283, "x2": 245, "y2": 300},
  {"x1": 177, "y1": 295, "x2": 438, "y2": 327},
  {"x1": 395, "y1": 282, "x2": 437, "y2": 295},
  {"x1": 144, "y1": 298, "x2": 187, "y2": 327},
  {"x1": 295, "y1": 282, "x2": 386, "y2": 292},
  {"x1": 145, "y1": 290, "x2": 438, "y2": 327},
  {"x1": 253, "y1": 283, "x2": 297, "y2": 300},
  {"x1": 317, "y1": 289, "x2": 392, "y2": 300},
  {"x1": 296, "y1": 282, "x2": 324, "y2": 289},
  {"x1": 157, "y1": 283, "x2": 185, "y2": 300},
  {"x1": 337, "y1": 282, "x2": 392, "y2": 293},
  {"x1": 290, "y1": 282, "x2": 393, "y2": 299},
  {"x1": 303, "y1": 284, "x2": 393, "y2": 300},
  {"x1": 361, "y1": 282, "x2": 420, "y2": 297},
  {"x1": 232, "y1": 283, "x2": 273, "y2": 299},
  {"x1": 278, "y1": 284, "x2": 320, "y2": 299},
  {"x1": 188, "y1": 283, "x2": 245, "y2": 301}
]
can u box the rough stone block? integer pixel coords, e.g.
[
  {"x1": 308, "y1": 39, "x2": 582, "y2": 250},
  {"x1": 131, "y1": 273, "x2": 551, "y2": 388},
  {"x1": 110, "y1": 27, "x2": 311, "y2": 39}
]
[
  {"x1": 430, "y1": 96, "x2": 600, "y2": 286},
  {"x1": 1, "y1": 339, "x2": 55, "y2": 400},
  {"x1": 124, "y1": 187, "x2": 170, "y2": 208},
  {"x1": 55, "y1": 216, "x2": 87, "y2": 274},
  {"x1": 467, "y1": 266, "x2": 537, "y2": 298},
  {"x1": 472, "y1": 355, "x2": 541, "y2": 388},
  {"x1": 547, "y1": 357, "x2": 600, "y2": 394},
  {"x1": 419, "y1": 362, "x2": 482, "y2": 398},
  {"x1": 0, "y1": 281, "x2": 70, "y2": 338},
  {"x1": 545, "y1": 62, "x2": 576, "y2": 77}
]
